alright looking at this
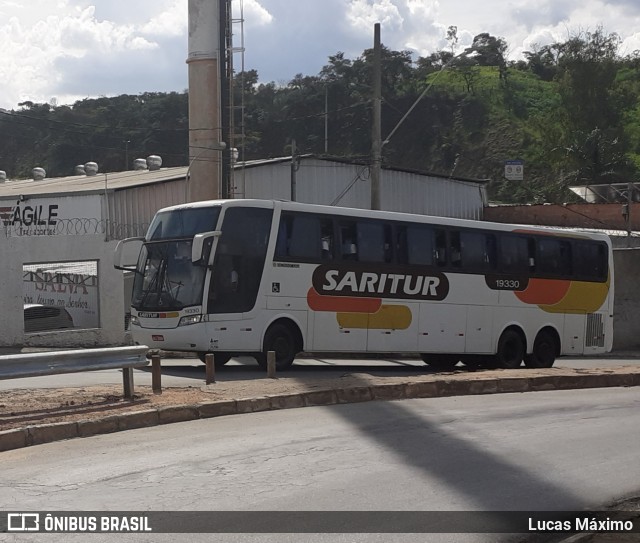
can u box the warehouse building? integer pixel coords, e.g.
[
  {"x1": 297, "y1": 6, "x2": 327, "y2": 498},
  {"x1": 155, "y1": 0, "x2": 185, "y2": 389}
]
[{"x1": 0, "y1": 156, "x2": 487, "y2": 348}]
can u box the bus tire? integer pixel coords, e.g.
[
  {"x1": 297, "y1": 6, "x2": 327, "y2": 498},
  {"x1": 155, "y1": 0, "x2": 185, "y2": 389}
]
[
  {"x1": 495, "y1": 329, "x2": 524, "y2": 369},
  {"x1": 524, "y1": 330, "x2": 557, "y2": 368},
  {"x1": 197, "y1": 352, "x2": 232, "y2": 367},
  {"x1": 258, "y1": 322, "x2": 298, "y2": 371},
  {"x1": 420, "y1": 354, "x2": 459, "y2": 371}
]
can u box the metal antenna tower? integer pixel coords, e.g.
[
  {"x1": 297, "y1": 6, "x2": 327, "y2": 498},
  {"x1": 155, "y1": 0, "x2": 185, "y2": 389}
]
[{"x1": 228, "y1": 0, "x2": 246, "y2": 198}]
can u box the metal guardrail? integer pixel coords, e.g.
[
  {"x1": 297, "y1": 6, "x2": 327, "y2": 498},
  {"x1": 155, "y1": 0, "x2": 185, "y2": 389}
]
[{"x1": 0, "y1": 346, "x2": 150, "y2": 398}]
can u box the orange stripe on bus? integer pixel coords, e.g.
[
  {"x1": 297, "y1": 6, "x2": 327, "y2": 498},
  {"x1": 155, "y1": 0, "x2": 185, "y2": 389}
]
[
  {"x1": 515, "y1": 278, "x2": 571, "y2": 305},
  {"x1": 307, "y1": 287, "x2": 382, "y2": 313}
]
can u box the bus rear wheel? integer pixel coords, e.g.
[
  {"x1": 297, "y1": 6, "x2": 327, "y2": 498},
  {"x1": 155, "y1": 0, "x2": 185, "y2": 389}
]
[
  {"x1": 257, "y1": 323, "x2": 298, "y2": 371},
  {"x1": 524, "y1": 331, "x2": 557, "y2": 368},
  {"x1": 197, "y1": 352, "x2": 232, "y2": 367},
  {"x1": 420, "y1": 354, "x2": 460, "y2": 371},
  {"x1": 494, "y1": 330, "x2": 524, "y2": 369}
]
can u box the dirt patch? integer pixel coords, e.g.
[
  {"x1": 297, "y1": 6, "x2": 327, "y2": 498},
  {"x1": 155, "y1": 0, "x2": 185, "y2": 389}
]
[
  {"x1": 0, "y1": 372, "x2": 406, "y2": 431},
  {"x1": 2, "y1": 365, "x2": 639, "y2": 433}
]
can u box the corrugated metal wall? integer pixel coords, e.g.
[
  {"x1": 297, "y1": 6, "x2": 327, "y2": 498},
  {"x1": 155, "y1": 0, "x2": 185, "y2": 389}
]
[
  {"x1": 241, "y1": 158, "x2": 485, "y2": 219},
  {"x1": 105, "y1": 159, "x2": 485, "y2": 229},
  {"x1": 381, "y1": 169, "x2": 485, "y2": 220},
  {"x1": 108, "y1": 179, "x2": 186, "y2": 229}
]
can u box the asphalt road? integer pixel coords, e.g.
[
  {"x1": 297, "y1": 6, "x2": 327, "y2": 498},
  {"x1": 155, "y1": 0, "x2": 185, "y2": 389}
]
[
  {"x1": 0, "y1": 354, "x2": 638, "y2": 390},
  {"x1": 1, "y1": 387, "x2": 639, "y2": 543}
]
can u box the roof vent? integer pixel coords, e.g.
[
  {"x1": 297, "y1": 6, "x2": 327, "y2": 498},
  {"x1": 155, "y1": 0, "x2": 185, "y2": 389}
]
[
  {"x1": 74, "y1": 164, "x2": 86, "y2": 175},
  {"x1": 84, "y1": 162, "x2": 99, "y2": 176},
  {"x1": 0, "y1": 171, "x2": 6, "y2": 183},
  {"x1": 133, "y1": 158, "x2": 148, "y2": 171},
  {"x1": 32, "y1": 167, "x2": 46, "y2": 181},
  {"x1": 147, "y1": 155, "x2": 162, "y2": 171}
]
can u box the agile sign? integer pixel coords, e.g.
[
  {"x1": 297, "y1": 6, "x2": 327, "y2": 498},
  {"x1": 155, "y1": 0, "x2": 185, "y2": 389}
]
[
  {"x1": 0, "y1": 202, "x2": 58, "y2": 235},
  {"x1": 10, "y1": 203, "x2": 59, "y2": 226},
  {"x1": 0, "y1": 195, "x2": 102, "y2": 235}
]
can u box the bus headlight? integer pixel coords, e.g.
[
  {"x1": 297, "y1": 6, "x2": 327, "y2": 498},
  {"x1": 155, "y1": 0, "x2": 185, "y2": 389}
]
[
  {"x1": 178, "y1": 315, "x2": 202, "y2": 327},
  {"x1": 130, "y1": 315, "x2": 140, "y2": 327}
]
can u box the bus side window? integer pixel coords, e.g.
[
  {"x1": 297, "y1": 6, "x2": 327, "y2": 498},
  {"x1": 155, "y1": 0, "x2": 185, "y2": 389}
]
[
  {"x1": 292, "y1": 216, "x2": 322, "y2": 260},
  {"x1": 275, "y1": 216, "x2": 291, "y2": 259},
  {"x1": 449, "y1": 231, "x2": 462, "y2": 267},
  {"x1": 340, "y1": 221, "x2": 359, "y2": 261},
  {"x1": 395, "y1": 225, "x2": 408, "y2": 265},
  {"x1": 435, "y1": 229, "x2": 447, "y2": 266},
  {"x1": 573, "y1": 241, "x2": 607, "y2": 281},
  {"x1": 486, "y1": 234, "x2": 497, "y2": 268},
  {"x1": 460, "y1": 231, "x2": 495, "y2": 271},
  {"x1": 537, "y1": 238, "x2": 572, "y2": 277},
  {"x1": 356, "y1": 221, "x2": 388, "y2": 263},
  {"x1": 320, "y1": 218, "x2": 335, "y2": 260},
  {"x1": 528, "y1": 238, "x2": 536, "y2": 270},
  {"x1": 498, "y1": 235, "x2": 529, "y2": 274},
  {"x1": 275, "y1": 213, "x2": 325, "y2": 261},
  {"x1": 405, "y1": 225, "x2": 434, "y2": 266}
]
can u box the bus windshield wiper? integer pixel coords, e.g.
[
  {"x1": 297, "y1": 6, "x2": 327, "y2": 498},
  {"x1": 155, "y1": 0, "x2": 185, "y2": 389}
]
[{"x1": 139, "y1": 262, "x2": 162, "y2": 307}]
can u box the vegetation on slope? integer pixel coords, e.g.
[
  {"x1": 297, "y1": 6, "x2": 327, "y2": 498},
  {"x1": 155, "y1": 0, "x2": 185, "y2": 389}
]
[{"x1": 1, "y1": 27, "x2": 638, "y2": 204}]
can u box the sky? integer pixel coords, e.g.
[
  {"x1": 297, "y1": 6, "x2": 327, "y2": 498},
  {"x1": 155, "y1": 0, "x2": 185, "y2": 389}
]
[{"x1": 1, "y1": 0, "x2": 640, "y2": 110}]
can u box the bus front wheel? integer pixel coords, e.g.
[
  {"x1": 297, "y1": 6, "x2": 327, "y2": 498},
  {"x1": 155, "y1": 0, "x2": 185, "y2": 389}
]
[
  {"x1": 495, "y1": 330, "x2": 524, "y2": 369},
  {"x1": 257, "y1": 323, "x2": 298, "y2": 371},
  {"x1": 524, "y1": 331, "x2": 557, "y2": 368}
]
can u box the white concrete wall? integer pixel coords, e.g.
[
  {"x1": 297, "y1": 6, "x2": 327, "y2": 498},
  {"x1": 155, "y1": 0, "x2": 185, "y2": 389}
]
[{"x1": 0, "y1": 234, "x2": 127, "y2": 348}]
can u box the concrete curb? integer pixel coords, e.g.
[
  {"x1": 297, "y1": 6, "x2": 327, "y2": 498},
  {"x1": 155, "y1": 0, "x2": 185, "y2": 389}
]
[{"x1": 2, "y1": 370, "x2": 640, "y2": 452}]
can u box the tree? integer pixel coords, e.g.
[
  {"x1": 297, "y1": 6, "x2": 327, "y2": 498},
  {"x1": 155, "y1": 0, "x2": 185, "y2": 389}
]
[
  {"x1": 559, "y1": 127, "x2": 634, "y2": 186},
  {"x1": 555, "y1": 28, "x2": 622, "y2": 132},
  {"x1": 465, "y1": 33, "x2": 508, "y2": 81}
]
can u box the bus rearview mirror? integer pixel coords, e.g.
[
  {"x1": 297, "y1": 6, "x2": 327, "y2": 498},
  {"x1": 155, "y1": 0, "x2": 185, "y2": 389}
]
[
  {"x1": 192, "y1": 231, "x2": 222, "y2": 264},
  {"x1": 114, "y1": 237, "x2": 144, "y2": 271}
]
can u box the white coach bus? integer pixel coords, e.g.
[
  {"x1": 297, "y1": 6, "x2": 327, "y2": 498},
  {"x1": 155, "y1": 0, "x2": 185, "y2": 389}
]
[{"x1": 114, "y1": 199, "x2": 613, "y2": 370}]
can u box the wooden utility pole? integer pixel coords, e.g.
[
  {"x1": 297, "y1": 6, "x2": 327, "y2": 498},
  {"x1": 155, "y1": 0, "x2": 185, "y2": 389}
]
[{"x1": 371, "y1": 23, "x2": 382, "y2": 210}]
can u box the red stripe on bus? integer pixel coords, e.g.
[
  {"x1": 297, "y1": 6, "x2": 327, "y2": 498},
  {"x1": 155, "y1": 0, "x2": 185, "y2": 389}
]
[{"x1": 307, "y1": 287, "x2": 382, "y2": 313}]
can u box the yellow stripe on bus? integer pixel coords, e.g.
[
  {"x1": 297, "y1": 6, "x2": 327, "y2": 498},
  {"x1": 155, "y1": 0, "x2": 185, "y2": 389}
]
[
  {"x1": 539, "y1": 278, "x2": 610, "y2": 314},
  {"x1": 337, "y1": 304, "x2": 412, "y2": 330}
]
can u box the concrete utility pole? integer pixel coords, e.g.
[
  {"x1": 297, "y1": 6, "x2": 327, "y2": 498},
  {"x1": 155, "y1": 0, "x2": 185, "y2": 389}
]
[
  {"x1": 324, "y1": 85, "x2": 329, "y2": 154},
  {"x1": 186, "y1": 0, "x2": 224, "y2": 202},
  {"x1": 290, "y1": 139, "x2": 298, "y2": 201},
  {"x1": 370, "y1": 23, "x2": 382, "y2": 210}
]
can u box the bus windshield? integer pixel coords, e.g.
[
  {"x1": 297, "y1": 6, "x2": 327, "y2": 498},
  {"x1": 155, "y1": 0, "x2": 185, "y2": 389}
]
[
  {"x1": 131, "y1": 206, "x2": 222, "y2": 311},
  {"x1": 132, "y1": 240, "x2": 207, "y2": 311},
  {"x1": 147, "y1": 206, "x2": 221, "y2": 240}
]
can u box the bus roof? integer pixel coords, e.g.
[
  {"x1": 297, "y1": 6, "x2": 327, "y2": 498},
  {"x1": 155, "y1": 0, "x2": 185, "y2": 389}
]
[{"x1": 154, "y1": 199, "x2": 612, "y2": 242}]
